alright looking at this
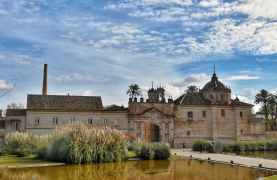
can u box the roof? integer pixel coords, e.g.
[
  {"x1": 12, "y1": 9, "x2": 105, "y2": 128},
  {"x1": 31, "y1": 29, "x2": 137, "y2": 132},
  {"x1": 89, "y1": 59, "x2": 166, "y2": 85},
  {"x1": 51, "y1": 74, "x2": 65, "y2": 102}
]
[
  {"x1": 174, "y1": 93, "x2": 212, "y2": 105},
  {"x1": 27, "y1": 94, "x2": 103, "y2": 110},
  {"x1": 201, "y1": 73, "x2": 230, "y2": 91},
  {"x1": 229, "y1": 99, "x2": 253, "y2": 106},
  {"x1": 104, "y1": 104, "x2": 129, "y2": 111},
  {"x1": 6, "y1": 109, "x2": 27, "y2": 116}
]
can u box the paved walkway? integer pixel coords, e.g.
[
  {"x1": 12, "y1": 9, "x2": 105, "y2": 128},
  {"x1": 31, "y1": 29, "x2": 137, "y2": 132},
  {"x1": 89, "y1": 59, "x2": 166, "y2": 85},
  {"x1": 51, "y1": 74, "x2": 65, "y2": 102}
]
[{"x1": 171, "y1": 149, "x2": 277, "y2": 170}]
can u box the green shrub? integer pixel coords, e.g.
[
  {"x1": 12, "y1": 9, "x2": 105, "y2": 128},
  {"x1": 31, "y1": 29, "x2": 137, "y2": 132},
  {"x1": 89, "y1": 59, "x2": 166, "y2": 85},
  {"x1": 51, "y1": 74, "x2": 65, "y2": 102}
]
[
  {"x1": 141, "y1": 145, "x2": 155, "y2": 160},
  {"x1": 16, "y1": 150, "x2": 31, "y2": 157},
  {"x1": 192, "y1": 139, "x2": 210, "y2": 151},
  {"x1": 127, "y1": 138, "x2": 143, "y2": 157},
  {"x1": 36, "y1": 145, "x2": 48, "y2": 159},
  {"x1": 138, "y1": 142, "x2": 171, "y2": 159},
  {"x1": 223, "y1": 139, "x2": 277, "y2": 152},
  {"x1": 0, "y1": 151, "x2": 7, "y2": 156},
  {"x1": 154, "y1": 148, "x2": 167, "y2": 159}
]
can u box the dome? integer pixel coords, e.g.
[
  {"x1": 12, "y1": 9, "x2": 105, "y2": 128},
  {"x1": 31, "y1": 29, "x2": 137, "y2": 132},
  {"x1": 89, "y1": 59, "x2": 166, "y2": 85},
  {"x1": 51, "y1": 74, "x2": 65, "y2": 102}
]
[{"x1": 201, "y1": 72, "x2": 230, "y2": 91}]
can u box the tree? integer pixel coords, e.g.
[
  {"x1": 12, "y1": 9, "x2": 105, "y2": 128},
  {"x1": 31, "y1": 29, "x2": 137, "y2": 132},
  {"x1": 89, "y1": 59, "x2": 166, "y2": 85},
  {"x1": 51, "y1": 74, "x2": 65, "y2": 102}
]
[
  {"x1": 3, "y1": 102, "x2": 25, "y2": 117},
  {"x1": 254, "y1": 89, "x2": 274, "y2": 130},
  {"x1": 126, "y1": 84, "x2": 140, "y2": 99},
  {"x1": 0, "y1": 83, "x2": 16, "y2": 99},
  {"x1": 7, "y1": 103, "x2": 25, "y2": 109},
  {"x1": 185, "y1": 85, "x2": 198, "y2": 93}
]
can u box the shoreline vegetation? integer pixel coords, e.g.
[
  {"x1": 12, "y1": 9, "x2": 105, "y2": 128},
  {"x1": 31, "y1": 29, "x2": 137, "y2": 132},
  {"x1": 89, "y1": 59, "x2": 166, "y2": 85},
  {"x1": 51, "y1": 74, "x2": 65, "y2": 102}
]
[
  {"x1": 192, "y1": 138, "x2": 277, "y2": 152},
  {"x1": 0, "y1": 121, "x2": 172, "y2": 165}
]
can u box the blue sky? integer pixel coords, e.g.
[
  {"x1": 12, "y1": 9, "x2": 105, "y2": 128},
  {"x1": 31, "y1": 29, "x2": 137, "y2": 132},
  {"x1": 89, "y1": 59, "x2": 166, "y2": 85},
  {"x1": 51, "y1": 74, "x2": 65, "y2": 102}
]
[{"x1": 1, "y1": 0, "x2": 277, "y2": 113}]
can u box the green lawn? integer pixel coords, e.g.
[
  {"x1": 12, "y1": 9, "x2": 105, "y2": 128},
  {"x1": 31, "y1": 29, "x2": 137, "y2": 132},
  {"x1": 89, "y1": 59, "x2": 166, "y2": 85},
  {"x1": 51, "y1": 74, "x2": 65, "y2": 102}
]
[
  {"x1": 0, "y1": 155, "x2": 61, "y2": 167},
  {"x1": 264, "y1": 176, "x2": 277, "y2": 180},
  {"x1": 128, "y1": 151, "x2": 138, "y2": 158},
  {"x1": 170, "y1": 154, "x2": 188, "y2": 158}
]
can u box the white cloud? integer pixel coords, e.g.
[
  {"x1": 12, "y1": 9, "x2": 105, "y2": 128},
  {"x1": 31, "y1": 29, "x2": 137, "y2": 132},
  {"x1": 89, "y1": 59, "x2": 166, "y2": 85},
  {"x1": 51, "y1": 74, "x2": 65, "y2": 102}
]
[
  {"x1": 240, "y1": 71, "x2": 250, "y2": 73},
  {"x1": 199, "y1": 0, "x2": 220, "y2": 7},
  {"x1": 0, "y1": 9, "x2": 8, "y2": 14},
  {"x1": 164, "y1": 84, "x2": 182, "y2": 99},
  {"x1": 0, "y1": 80, "x2": 14, "y2": 90},
  {"x1": 171, "y1": 73, "x2": 209, "y2": 87},
  {"x1": 231, "y1": 95, "x2": 259, "y2": 113},
  {"x1": 81, "y1": 90, "x2": 94, "y2": 96},
  {"x1": 239, "y1": 88, "x2": 258, "y2": 96},
  {"x1": 55, "y1": 73, "x2": 111, "y2": 83},
  {"x1": 13, "y1": 18, "x2": 38, "y2": 23},
  {"x1": 227, "y1": 76, "x2": 260, "y2": 80}
]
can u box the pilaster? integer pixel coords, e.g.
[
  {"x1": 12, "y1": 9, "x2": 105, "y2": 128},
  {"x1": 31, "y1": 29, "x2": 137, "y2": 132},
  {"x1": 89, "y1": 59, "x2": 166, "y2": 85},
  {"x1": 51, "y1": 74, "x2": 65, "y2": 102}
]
[{"x1": 211, "y1": 106, "x2": 218, "y2": 141}]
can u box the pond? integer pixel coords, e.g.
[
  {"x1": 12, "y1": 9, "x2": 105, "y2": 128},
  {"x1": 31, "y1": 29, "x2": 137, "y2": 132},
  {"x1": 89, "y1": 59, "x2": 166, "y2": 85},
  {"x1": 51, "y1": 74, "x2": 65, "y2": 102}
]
[
  {"x1": 0, "y1": 159, "x2": 276, "y2": 180},
  {"x1": 225, "y1": 151, "x2": 277, "y2": 159}
]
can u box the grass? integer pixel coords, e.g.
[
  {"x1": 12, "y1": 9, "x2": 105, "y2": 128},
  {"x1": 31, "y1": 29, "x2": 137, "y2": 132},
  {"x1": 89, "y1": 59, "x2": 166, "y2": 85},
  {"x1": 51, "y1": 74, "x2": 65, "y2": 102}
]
[
  {"x1": 0, "y1": 155, "x2": 61, "y2": 167},
  {"x1": 128, "y1": 151, "x2": 138, "y2": 158},
  {"x1": 170, "y1": 154, "x2": 188, "y2": 158},
  {"x1": 264, "y1": 175, "x2": 277, "y2": 180}
]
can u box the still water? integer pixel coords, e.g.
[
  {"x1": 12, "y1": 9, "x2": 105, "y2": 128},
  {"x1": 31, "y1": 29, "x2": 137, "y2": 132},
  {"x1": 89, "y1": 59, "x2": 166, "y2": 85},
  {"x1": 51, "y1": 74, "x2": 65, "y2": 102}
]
[
  {"x1": 227, "y1": 151, "x2": 277, "y2": 159},
  {"x1": 0, "y1": 159, "x2": 276, "y2": 180}
]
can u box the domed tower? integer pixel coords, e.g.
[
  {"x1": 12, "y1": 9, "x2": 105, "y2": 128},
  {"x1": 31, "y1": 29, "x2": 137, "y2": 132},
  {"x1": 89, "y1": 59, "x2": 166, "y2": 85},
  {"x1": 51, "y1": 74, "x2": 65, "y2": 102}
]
[{"x1": 200, "y1": 66, "x2": 231, "y2": 104}]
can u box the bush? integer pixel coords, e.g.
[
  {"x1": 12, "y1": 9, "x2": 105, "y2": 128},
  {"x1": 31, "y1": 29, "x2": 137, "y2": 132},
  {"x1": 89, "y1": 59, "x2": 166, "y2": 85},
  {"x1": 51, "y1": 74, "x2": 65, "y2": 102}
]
[
  {"x1": 127, "y1": 138, "x2": 143, "y2": 157},
  {"x1": 154, "y1": 148, "x2": 167, "y2": 159},
  {"x1": 192, "y1": 139, "x2": 210, "y2": 151},
  {"x1": 16, "y1": 150, "x2": 31, "y2": 157},
  {"x1": 0, "y1": 151, "x2": 7, "y2": 156},
  {"x1": 141, "y1": 145, "x2": 155, "y2": 160},
  {"x1": 139, "y1": 142, "x2": 171, "y2": 159},
  {"x1": 223, "y1": 139, "x2": 277, "y2": 152}
]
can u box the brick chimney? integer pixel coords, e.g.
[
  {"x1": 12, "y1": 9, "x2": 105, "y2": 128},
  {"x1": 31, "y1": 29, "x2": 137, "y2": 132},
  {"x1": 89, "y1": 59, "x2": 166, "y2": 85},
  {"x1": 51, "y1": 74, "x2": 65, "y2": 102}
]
[{"x1": 42, "y1": 64, "x2": 48, "y2": 95}]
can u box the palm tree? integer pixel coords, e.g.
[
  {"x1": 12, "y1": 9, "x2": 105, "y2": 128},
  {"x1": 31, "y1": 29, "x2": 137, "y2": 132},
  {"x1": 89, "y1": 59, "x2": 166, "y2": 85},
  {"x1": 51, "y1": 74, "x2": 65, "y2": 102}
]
[
  {"x1": 126, "y1": 84, "x2": 140, "y2": 99},
  {"x1": 185, "y1": 85, "x2": 198, "y2": 93},
  {"x1": 255, "y1": 89, "x2": 273, "y2": 130}
]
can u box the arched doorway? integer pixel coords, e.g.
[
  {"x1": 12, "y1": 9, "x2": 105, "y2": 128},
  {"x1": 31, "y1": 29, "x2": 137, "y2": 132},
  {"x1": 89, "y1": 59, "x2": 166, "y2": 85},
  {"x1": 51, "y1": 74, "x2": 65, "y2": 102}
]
[{"x1": 145, "y1": 124, "x2": 160, "y2": 143}]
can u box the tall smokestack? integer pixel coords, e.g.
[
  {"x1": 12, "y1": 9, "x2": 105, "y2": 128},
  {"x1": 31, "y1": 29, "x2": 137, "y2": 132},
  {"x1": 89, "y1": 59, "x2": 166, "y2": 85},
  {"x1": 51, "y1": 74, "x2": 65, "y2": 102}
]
[{"x1": 42, "y1": 64, "x2": 48, "y2": 95}]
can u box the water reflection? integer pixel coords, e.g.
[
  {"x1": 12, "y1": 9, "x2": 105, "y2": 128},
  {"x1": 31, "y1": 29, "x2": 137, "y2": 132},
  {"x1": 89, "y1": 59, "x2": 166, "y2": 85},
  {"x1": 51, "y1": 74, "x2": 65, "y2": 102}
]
[
  {"x1": 0, "y1": 159, "x2": 276, "y2": 180},
  {"x1": 227, "y1": 151, "x2": 277, "y2": 159}
]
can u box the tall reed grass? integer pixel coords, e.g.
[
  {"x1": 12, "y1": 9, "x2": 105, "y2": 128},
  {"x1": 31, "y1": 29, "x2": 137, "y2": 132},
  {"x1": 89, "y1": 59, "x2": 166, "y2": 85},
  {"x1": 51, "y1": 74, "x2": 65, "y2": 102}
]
[
  {"x1": 44, "y1": 121, "x2": 128, "y2": 163},
  {"x1": 3, "y1": 121, "x2": 128, "y2": 163}
]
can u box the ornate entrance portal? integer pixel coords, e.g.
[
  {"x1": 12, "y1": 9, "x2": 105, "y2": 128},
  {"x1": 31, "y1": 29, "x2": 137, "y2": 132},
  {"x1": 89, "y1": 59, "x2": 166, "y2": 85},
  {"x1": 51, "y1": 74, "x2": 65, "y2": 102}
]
[{"x1": 145, "y1": 124, "x2": 159, "y2": 143}]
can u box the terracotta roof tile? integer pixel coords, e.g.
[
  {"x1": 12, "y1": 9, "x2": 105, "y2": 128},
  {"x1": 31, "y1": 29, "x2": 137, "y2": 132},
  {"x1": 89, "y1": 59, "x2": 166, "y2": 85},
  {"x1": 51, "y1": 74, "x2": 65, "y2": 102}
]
[
  {"x1": 6, "y1": 109, "x2": 27, "y2": 116},
  {"x1": 27, "y1": 95, "x2": 103, "y2": 110}
]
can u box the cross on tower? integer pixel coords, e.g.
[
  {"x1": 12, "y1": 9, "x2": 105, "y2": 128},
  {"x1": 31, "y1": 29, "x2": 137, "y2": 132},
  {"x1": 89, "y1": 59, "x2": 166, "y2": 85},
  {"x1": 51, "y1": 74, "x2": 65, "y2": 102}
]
[
  {"x1": 150, "y1": 81, "x2": 155, "y2": 88},
  {"x1": 213, "y1": 64, "x2": 216, "y2": 73}
]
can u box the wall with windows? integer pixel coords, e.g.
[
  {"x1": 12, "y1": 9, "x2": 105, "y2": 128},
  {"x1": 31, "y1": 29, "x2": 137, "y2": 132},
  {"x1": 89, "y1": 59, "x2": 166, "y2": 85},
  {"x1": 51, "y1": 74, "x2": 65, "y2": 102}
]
[
  {"x1": 25, "y1": 111, "x2": 129, "y2": 135},
  {"x1": 174, "y1": 106, "x2": 211, "y2": 139},
  {"x1": 4, "y1": 116, "x2": 26, "y2": 135}
]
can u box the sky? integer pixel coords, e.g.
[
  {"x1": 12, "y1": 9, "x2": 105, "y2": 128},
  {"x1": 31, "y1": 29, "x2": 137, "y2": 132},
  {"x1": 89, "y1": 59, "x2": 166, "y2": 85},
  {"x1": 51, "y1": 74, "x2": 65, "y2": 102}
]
[{"x1": 1, "y1": 0, "x2": 277, "y2": 113}]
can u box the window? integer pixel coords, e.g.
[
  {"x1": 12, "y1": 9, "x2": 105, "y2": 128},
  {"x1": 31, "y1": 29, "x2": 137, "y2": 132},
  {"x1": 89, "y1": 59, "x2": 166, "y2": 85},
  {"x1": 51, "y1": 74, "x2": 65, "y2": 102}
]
[
  {"x1": 103, "y1": 118, "x2": 108, "y2": 125},
  {"x1": 34, "y1": 118, "x2": 40, "y2": 124},
  {"x1": 70, "y1": 118, "x2": 75, "y2": 124},
  {"x1": 114, "y1": 119, "x2": 120, "y2": 125},
  {"x1": 210, "y1": 95, "x2": 213, "y2": 100},
  {"x1": 221, "y1": 109, "x2": 225, "y2": 116},
  {"x1": 221, "y1": 95, "x2": 224, "y2": 101},
  {"x1": 12, "y1": 122, "x2": 19, "y2": 132},
  {"x1": 202, "y1": 111, "x2": 206, "y2": 116},
  {"x1": 188, "y1": 112, "x2": 193, "y2": 118},
  {"x1": 240, "y1": 112, "x2": 243, "y2": 117},
  {"x1": 88, "y1": 118, "x2": 93, "y2": 125},
  {"x1": 53, "y1": 118, "x2": 58, "y2": 124}
]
